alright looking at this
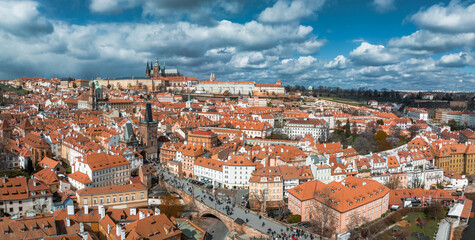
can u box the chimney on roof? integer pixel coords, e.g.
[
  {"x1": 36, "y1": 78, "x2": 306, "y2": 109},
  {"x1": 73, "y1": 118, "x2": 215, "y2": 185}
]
[
  {"x1": 33, "y1": 180, "x2": 37, "y2": 186},
  {"x1": 66, "y1": 217, "x2": 71, "y2": 227},
  {"x1": 362, "y1": 181, "x2": 366, "y2": 185},
  {"x1": 107, "y1": 224, "x2": 111, "y2": 234},
  {"x1": 154, "y1": 207, "x2": 160, "y2": 216},
  {"x1": 84, "y1": 205, "x2": 88, "y2": 215},
  {"x1": 80, "y1": 222, "x2": 84, "y2": 232},
  {"x1": 121, "y1": 227, "x2": 126, "y2": 240}
]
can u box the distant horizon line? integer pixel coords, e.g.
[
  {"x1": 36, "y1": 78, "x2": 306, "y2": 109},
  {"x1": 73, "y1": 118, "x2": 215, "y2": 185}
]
[{"x1": 2, "y1": 77, "x2": 474, "y2": 93}]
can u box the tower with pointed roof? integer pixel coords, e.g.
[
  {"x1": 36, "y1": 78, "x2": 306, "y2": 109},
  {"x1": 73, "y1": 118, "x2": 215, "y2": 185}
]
[
  {"x1": 138, "y1": 103, "x2": 158, "y2": 160},
  {"x1": 161, "y1": 61, "x2": 166, "y2": 77},
  {"x1": 89, "y1": 81, "x2": 97, "y2": 110},
  {"x1": 120, "y1": 121, "x2": 139, "y2": 149},
  {"x1": 186, "y1": 90, "x2": 193, "y2": 111},
  {"x1": 153, "y1": 58, "x2": 161, "y2": 79},
  {"x1": 145, "y1": 61, "x2": 151, "y2": 77}
]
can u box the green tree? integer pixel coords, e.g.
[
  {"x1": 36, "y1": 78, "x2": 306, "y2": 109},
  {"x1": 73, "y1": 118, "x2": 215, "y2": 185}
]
[{"x1": 288, "y1": 214, "x2": 301, "y2": 223}]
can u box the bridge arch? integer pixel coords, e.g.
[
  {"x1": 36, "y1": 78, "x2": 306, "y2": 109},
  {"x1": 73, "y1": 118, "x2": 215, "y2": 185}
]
[
  {"x1": 163, "y1": 181, "x2": 269, "y2": 238},
  {"x1": 200, "y1": 211, "x2": 233, "y2": 233}
]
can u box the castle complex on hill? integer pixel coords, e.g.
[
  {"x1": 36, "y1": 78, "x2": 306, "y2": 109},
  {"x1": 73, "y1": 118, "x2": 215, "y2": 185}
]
[
  {"x1": 96, "y1": 58, "x2": 198, "y2": 92},
  {"x1": 95, "y1": 57, "x2": 285, "y2": 95}
]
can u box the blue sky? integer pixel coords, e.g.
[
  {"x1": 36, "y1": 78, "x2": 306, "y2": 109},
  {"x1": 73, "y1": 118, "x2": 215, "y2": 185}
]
[{"x1": 0, "y1": 0, "x2": 474, "y2": 90}]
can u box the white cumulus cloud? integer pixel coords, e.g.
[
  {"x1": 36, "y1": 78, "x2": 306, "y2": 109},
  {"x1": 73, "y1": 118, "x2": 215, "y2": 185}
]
[
  {"x1": 349, "y1": 42, "x2": 401, "y2": 66},
  {"x1": 258, "y1": 0, "x2": 326, "y2": 23},
  {"x1": 324, "y1": 55, "x2": 348, "y2": 69},
  {"x1": 438, "y1": 52, "x2": 475, "y2": 67},
  {"x1": 410, "y1": 1, "x2": 475, "y2": 33}
]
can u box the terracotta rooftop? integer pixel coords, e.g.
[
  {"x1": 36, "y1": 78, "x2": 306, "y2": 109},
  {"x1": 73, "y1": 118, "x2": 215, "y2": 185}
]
[{"x1": 76, "y1": 183, "x2": 146, "y2": 196}]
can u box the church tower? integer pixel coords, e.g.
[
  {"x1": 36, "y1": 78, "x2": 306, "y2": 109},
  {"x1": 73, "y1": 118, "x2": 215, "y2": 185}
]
[
  {"x1": 153, "y1": 58, "x2": 160, "y2": 79},
  {"x1": 145, "y1": 61, "x2": 150, "y2": 77},
  {"x1": 89, "y1": 81, "x2": 97, "y2": 110},
  {"x1": 186, "y1": 90, "x2": 192, "y2": 111},
  {"x1": 139, "y1": 103, "x2": 158, "y2": 159}
]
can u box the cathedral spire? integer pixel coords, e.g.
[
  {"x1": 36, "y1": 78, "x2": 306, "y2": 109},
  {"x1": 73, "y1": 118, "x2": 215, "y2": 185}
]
[{"x1": 146, "y1": 61, "x2": 150, "y2": 77}]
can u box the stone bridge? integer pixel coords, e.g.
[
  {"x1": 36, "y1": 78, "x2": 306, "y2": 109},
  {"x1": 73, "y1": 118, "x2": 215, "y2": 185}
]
[{"x1": 164, "y1": 182, "x2": 269, "y2": 239}]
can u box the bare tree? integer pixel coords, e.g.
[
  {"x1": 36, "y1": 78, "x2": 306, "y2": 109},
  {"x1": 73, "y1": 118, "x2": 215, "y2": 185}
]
[
  {"x1": 309, "y1": 186, "x2": 337, "y2": 239},
  {"x1": 33, "y1": 198, "x2": 49, "y2": 213},
  {"x1": 348, "y1": 213, "x2": 369, "y2": 240},
  {"x1": 251, "y1": 189, "x2": 268, "y2": 214},
  {"x1": 276, "y1": 200, "x2": 287, "y2": 221},
  {"x1": 410, "y1": 174, "x2": 424, "y2": 189},
  {"x1": 385, "y1": 176, "x2": 401, "y2": 190}
]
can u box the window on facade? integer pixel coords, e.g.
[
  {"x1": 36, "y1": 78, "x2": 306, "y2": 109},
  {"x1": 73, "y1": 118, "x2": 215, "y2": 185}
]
[{"x1": 93, "y1": 198, "x2": 97, "y2": 204}]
